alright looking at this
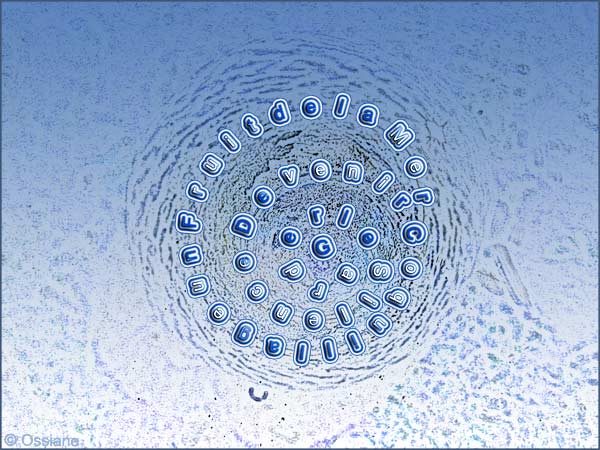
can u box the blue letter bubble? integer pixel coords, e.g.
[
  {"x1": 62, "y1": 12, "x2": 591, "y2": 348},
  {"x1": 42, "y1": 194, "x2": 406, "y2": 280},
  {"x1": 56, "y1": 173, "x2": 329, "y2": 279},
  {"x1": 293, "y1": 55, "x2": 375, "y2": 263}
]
[
  {"x1": 367, "y1": 259, "x2": 394, "y2": 284},
  {"x1": 371, "y1": 170, "x2": 396, "y2": 195},
  {"x1": 400, "y1": 220, "x2": 429, "y2": 247},
  {"x1": 302, "y1": 308, "x2": 326, "y2": 333},
  {"x1": 342, "y1": 161, "x2": 365, "y2": 185},
  {"x1": 179, "y1": 243, "x2": 204, "y2": 268},
  {"x1": 186, "y1": 274, "x2": 211, "y2": 298},
  {"x1": 383, "y1": 287, "x2": 412, "y2": 311},
  {"x1": 263, "y1": 334, "x2": 286, "y2": 359},
  {"x1": 278, "y1": 258, "x2": 306, "y2": 283},
  {"x1": 356, "y1": 290, "x2": 382, "y2": 312},
  {"x1": 300, "y1": 95, "x2": 323, "y2": 120},
  {"x1": 390, "y1": 190, "x2": 413, "y2": 213},
  {"x1": 278, "y1": 258, "x2": 307, "y2": 283},
  {"x1": 356, "y1": 104, "x2": 380, "y2": 128},
  {"x1": 412, "y1": 187, "x2": 435, "y2": 207},
  {"x1": 309, "y1": 234, "x2": 337, "y2": 261},
  {"x1": 277, "y1": 164, "x2": 300, "y2": 189},
  {"x1": 403, "y1": 155, "x2": 428, "y2": 179},
  {"x1": 199, "y1": 152, "x2": 225, "y2": 178},
  {"x1": 384, "y1": 120, "x2": 415, "y2": 152},
  {"x1": 334, "y1": 302, "x2": 355, "y2": 328},
  {"x1": 309, "y1": 159, "x2": 332, "y2": 183},
  {"x1": 268, "y1": 98, "x2": 291, "y2": 127},
  {"x1": 320, "y1": 336, "x2": 339, "y2": 364},
  {"x1": 232, "y1": 250, "x2": 257, "y2": 274},
  {"x1": 252, "y1": 185, "x2": 275, "y2": 209},
  {"x1": 307, "y1": 204, "x2": 326, "y2": 228},
  {"x1": 186, "y1": 180, "x2": 209, "y2": 203},
  {"x1": 279, "y1": 226, "x2": 303, "y2": 250},
  {"x1": 335, "y1": 262, "x2": 360, "y2": 286},
  {"x1": 357, "y1": 227, "x2": 380, "y2": 250},
  {"x1": 245, "y1": 280, "x2": 269, "y2": 303},
  {"x1": 175, "y1": 209, "x2": 203, "y2": 234},
  {"x1": 307, "y1": 279, "x2": 329, "y2": 303},
  {"x1": 218, "y1": 129, "x2": 241, "y2": 153},
  {"x1": 293, "y1": 339, "x2": 311, "y2": 367},
  {"x1": 229, "y1": 213, "x2": 258, "y2": 240},
  {"x1": 270, "y1": 300, "x2": 295, "y2": 327},
  {"x1": 366, "y1": 313, "x2": 393, "y2": 338},
  {"x1": 207, "y1": 302, "x2": 231, "y2": 326},
  {"x1": 398, "y1": 257, "x2": 423, "y2": 280},
  {"x1": 332, "y1": 92, "x2": 351, "y2": 120},
  {"x1": 241, "y1": 113, "x2": 264, "y2": 139},
  {"x1": 232, "y1": 319, "x2": 258, "y2": 347},
  {"x1": 335, "y1": 204, "x2": 356, "y2": 230},
  {"x1": 344, "y1": 328, "x2": 366, "y2": 355}
]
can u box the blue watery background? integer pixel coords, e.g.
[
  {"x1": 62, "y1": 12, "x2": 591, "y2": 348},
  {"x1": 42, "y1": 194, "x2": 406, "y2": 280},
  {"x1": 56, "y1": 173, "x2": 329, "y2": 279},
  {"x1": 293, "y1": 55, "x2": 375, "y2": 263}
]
[{"x1": 2, "y1": 2, "x2": 598, "y2": 448}]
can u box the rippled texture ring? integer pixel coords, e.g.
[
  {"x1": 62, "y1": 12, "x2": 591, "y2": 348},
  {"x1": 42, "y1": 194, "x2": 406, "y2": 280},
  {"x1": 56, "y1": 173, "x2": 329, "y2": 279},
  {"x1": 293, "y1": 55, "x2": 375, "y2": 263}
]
[{"x1": 126, "y1": 38, "x2": 482, "y2": 390}]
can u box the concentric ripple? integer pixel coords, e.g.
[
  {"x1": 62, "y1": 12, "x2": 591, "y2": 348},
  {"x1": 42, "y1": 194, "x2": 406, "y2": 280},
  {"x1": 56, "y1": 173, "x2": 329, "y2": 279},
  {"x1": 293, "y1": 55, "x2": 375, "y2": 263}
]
[{"x1": 126, "y1": 37, "x2": 488, "y2": 389}]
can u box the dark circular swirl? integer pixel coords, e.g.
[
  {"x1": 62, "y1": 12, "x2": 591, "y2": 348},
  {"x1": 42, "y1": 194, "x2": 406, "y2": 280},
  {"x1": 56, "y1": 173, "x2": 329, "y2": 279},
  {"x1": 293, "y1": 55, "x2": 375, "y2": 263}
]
[{"x1": 126, "y1": 36, "x2": 488, "y2": 390}]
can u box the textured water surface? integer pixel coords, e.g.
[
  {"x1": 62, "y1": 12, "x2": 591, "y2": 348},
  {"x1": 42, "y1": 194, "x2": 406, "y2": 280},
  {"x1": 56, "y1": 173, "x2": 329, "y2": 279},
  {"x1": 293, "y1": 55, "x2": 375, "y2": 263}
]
[{"x1": 2, "y1": 2, "x2": 597, "y2": 448}]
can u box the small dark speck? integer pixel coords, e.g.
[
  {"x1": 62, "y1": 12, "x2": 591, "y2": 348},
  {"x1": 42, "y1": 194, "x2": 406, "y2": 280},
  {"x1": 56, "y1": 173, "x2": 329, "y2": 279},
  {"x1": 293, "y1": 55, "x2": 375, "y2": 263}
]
[
  {"x1": 516, "y1": 64, "x2": 530, "y2": 75},
  {"x1": 477, "y1": 110, "x2": 483, "y2": 115}
]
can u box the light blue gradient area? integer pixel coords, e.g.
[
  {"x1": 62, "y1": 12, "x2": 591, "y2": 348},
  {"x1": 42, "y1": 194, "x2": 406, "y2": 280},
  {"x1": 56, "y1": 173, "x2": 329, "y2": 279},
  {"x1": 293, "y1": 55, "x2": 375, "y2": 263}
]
[{"x1": 1, "y1": 2, "x2": 597, "y2": 448}]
